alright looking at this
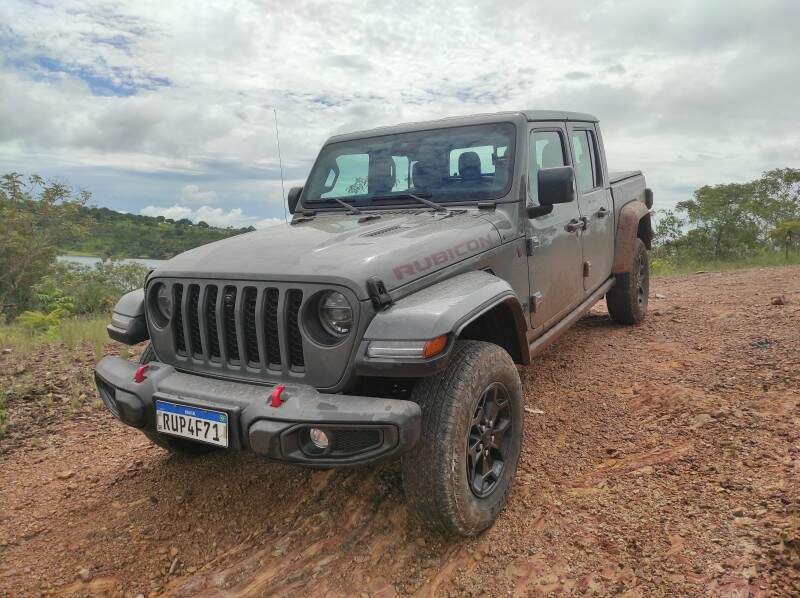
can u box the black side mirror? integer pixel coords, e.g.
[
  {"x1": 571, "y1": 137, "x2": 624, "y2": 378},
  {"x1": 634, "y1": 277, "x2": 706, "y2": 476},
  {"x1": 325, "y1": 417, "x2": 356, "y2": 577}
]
[
  {"x1": 538, "y1": 166, "x2": 575, "y2": 206},
  {"x1": 287, "y1": 186, "x2": 303, "y2": 214}
]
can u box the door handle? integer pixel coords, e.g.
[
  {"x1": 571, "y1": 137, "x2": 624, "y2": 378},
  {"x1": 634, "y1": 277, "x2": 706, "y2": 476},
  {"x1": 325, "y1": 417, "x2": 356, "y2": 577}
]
[
  {"x1": 565, "y1": 218, "x2": 584, "y2": 233},
  {"x1": 596, "y1": 207, "x2": 610, "y2": 218}
]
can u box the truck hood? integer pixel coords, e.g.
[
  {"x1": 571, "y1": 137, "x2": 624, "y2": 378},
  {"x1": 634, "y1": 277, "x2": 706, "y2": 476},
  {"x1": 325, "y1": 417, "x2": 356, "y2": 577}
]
[{"x1": 152, "y1": 210, "x2": 504, "y2": 299}]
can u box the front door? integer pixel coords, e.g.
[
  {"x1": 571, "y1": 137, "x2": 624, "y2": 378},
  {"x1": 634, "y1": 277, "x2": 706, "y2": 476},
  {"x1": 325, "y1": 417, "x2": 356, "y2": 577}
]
[
  {"x1": 526, "y1": 124, "x2": 584, "y2": 330},
  {"x1": 566, "y1": 124, "x2": 614, "y2": 292}
]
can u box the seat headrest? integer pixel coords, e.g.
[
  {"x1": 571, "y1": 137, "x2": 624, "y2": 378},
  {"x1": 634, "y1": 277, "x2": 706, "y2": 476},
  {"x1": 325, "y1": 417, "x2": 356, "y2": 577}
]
[
  {"x1": 412, "y1": 161, "x2": 437, "y2": 190},
  {"x1": 368, "y1": 157, "x2": 396, "y2": 194},
  {"x1": 540, "y1": 142, "x2": 564, "y2": 169},
  {"x1": 458, "y1": 151, "x2": 482, "y2": 181}
]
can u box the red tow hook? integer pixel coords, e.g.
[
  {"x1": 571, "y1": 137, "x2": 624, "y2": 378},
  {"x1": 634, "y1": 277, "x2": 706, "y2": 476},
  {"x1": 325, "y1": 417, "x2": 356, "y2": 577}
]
[
  {"x1": 270, "y1": 384, "x2": 286, "y2": 408},
  {"x1": 134, "y1": 364, "x2": 150, "y2": 383}
]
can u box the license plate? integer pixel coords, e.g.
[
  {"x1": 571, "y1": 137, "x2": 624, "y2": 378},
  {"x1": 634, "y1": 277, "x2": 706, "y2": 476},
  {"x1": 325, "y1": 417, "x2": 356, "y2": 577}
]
[{"x1": 155, "y1": 400, "x2": 229, "y2": 448}]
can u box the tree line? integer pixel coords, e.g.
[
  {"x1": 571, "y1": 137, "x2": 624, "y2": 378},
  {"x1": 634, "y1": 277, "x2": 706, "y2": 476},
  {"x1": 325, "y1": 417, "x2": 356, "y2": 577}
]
[
  {"x1": 0, "y1": 173, "x2": 253, "y2": 322},
  {"x1": 653, "y1": 168, "x2": 800, "y2": 266},
  {"x1": 2, "y1": 169, "x2": 799, "y2": 324}
]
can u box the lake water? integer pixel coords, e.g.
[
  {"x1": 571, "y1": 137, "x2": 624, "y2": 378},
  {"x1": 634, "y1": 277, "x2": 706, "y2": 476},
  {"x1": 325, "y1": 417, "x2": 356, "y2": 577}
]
[{"x1": 57, "y1": 255, "x2": 166, "y2": 269}]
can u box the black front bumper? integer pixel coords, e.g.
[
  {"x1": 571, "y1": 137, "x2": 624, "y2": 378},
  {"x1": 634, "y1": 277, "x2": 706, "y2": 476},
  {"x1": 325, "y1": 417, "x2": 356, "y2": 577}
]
[{"x1": 94, "y1": 357, "x2": 421, "y2": 466}]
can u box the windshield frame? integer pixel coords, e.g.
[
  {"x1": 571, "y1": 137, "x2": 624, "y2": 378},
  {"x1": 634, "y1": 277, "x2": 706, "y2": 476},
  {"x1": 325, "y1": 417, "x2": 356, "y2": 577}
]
[{"x1": 300, "y1": 120, "x2": 518, "y2": 212}]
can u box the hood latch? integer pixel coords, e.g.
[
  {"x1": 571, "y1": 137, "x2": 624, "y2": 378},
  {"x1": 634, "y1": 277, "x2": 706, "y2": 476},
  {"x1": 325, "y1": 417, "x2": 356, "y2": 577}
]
[{"x1": 367, "y1": 277, "x2": 392, "y2": 309}]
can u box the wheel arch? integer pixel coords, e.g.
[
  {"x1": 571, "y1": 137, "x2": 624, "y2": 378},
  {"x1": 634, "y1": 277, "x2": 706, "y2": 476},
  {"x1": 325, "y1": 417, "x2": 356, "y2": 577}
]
[
  {"x1": 356, "y1": 270, "x2": 530, "y2": 376},
  {"x1": 456, "y1": 297, "x2": 529, "y2": 365},
  {"x1": 612, "y1": 201, "x2": 652, "y2": 275}
]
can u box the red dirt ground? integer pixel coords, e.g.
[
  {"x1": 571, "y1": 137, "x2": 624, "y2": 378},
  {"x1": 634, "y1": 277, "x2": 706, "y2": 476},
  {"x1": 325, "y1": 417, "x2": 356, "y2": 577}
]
[{"x1": 1, "y1": 266, "x2": 799, "y2": 597}]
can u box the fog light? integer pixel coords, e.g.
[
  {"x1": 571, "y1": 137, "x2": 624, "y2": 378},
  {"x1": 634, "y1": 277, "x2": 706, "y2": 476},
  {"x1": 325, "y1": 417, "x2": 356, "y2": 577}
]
[{"x1": 309, "y1": 428, "x2": 330, "y2": 449}]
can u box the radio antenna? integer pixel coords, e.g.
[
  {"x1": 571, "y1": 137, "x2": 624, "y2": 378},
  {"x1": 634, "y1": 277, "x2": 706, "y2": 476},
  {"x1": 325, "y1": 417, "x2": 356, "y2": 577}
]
[{"x1": 273, "y1": 107, "x2": 288, "y2": 223}]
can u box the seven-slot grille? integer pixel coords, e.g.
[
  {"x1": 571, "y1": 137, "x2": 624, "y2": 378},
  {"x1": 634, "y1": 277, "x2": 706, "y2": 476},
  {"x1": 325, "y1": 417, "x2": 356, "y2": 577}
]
[{"x1": 161, "y1": 282, "x2": 305, "y2": 373}]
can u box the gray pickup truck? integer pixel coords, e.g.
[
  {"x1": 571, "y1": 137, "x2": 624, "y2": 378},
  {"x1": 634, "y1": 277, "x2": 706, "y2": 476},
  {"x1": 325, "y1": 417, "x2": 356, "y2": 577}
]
[{"x1": 95, "y1": 110, "x2": 653, "y2": 536}]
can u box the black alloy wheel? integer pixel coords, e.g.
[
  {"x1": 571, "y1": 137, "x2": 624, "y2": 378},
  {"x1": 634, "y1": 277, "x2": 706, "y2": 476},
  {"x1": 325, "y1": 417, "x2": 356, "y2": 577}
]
[{"x1": 467, "y1": 382, "x2": 512, "y2": 498}]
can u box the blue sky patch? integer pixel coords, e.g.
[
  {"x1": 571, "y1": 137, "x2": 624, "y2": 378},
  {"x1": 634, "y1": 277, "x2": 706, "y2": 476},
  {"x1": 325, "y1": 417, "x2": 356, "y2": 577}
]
[{"x1": 31, "y1": 55, "x2": 170, "y2": 97}]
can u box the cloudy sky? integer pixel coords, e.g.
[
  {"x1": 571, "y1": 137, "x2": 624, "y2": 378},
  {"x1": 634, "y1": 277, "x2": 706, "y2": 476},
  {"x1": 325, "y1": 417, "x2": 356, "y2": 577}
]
[{"x1": 1, "y1": 0, "x2": 798, "y2": 228}]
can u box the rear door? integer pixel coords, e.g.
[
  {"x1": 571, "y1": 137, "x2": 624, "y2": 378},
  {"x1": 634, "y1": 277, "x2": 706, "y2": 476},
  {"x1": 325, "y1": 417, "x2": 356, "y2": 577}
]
[
  {"x1": 567, "y1": 124, "x2": 614, "y2": 292},
  {"x1": 526, "y1": 123, "x2": 584, "y2": 330}
]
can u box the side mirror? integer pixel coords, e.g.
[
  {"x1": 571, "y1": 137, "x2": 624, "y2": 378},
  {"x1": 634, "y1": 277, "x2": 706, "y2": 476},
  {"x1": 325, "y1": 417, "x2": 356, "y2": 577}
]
[
  {"x1": 287, "y1": 186, "x2": 303, "y2": 214},
  {"x1": 538, "y1": 166, "x2": 575, "y2": 206}
]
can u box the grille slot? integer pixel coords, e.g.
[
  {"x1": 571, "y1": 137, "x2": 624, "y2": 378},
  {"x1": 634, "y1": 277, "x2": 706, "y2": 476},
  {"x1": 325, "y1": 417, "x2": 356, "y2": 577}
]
[
  {"x1": 264, "y1": 288, "x2": 281, "y2": 367},
  {"x1": 222, "y1": 286, "x2": 240, "y2": 362},
  {"x1": 187, "y1": 284, "x2": 202, "y2": 357},
  {"x1": 206, "y1": 286, "x2": 220, "y2": 359},
  {"x1": 173, "y1": 285, "x2": 186, "y2": 354},
  {"x1": 161, "y1": 282, "x2": 307, "y2": 377},
  {"x1": 243, "y1": 287, "x2": 259, "y2": 366},
  {"x1": 287, "y1": 290, "x2": 304, "y2": 370}
]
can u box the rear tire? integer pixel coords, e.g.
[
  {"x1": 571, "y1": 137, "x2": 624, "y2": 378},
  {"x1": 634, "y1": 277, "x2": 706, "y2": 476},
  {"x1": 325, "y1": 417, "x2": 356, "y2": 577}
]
[
  {"x1": 607, "y1": 238, "x2": 649, "y2": 325},
  {"x1": 401, "y1": 341, "x2": 523, "y2": 536},
  {"x1": 139, "y1": 343, "x2": 218, "y2": 456}
]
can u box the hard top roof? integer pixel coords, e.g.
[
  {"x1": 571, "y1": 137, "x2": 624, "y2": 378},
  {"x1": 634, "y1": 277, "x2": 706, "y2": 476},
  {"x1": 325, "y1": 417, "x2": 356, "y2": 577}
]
[{"x1": 326, "y1": 110, "x2": 599, "y2": 144}]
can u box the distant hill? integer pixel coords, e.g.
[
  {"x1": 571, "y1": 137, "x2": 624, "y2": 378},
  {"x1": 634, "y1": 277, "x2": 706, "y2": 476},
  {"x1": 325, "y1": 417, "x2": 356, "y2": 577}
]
[{"x1": 62, "y1": 206, "x2": 256, "y2": 260}]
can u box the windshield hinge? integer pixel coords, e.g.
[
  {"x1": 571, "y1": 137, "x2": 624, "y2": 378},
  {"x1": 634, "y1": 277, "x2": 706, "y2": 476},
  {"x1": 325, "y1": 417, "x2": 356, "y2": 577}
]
[{"x1": 367, "y1": 277, "x2": 392, "y2": 309}]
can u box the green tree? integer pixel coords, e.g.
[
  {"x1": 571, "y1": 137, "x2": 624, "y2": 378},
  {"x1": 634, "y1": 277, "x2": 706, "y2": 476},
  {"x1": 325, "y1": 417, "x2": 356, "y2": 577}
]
[
  {"x1": 0, "y1": 174, "x2": 90, "y2": 320},
  {"x1": 676, "y1": 182, "x2": 762, "y2": 260},
  {"x1": 770, "y1": 220, "x2": 800, "y2": 260},
  {"x1": 756, "y1": 168, "x2": 800, "y2": 227}
]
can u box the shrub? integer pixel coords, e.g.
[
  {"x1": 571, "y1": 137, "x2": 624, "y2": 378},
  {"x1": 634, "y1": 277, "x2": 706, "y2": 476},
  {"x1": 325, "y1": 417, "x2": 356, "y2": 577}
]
[{"x1": 34, "y1": 260, "x2": 149, "y2": 316}]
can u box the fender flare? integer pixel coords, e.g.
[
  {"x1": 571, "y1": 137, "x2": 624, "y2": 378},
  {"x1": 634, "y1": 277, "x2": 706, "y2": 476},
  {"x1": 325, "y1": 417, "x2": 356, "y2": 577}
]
[
  {"x1": 612, "y1": 202, "x2": 653, "y2": 274},
  {"x1": 356, "y1": 271, "x2": 528, "y2": 376}
]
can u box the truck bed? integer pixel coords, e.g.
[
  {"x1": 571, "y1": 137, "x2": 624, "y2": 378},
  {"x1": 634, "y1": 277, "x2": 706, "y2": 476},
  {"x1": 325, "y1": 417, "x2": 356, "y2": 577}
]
[
  {"x1": 609, "y1": 171, "x2": 647, "y2": 222},
  {"x1": 608, "y1": 170, "x2": 642, "y2": 184}
]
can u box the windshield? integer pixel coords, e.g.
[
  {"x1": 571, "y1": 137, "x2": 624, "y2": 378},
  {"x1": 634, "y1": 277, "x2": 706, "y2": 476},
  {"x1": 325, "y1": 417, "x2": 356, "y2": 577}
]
[{"x1": 303, "y1": 122, "x2": 515, "y2": 207}]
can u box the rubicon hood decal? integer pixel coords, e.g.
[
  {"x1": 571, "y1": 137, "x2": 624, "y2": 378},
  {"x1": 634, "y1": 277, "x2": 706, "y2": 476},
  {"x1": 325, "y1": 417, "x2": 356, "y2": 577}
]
[{"x1": 392, "y1": 233, "x2": 495, "y2": 280}]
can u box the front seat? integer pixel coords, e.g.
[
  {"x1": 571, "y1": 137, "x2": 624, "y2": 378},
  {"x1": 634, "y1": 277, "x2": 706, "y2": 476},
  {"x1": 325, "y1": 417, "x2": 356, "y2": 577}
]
[
  {"x1": 458, "y1": 151, "x2": 482, "y2": 182},
  {"x1": 368, "y1": 157, "x2": 396, "y2": 194},
  {"x1": 412, "y1": 160, "x2": 437, "y2": 191}
]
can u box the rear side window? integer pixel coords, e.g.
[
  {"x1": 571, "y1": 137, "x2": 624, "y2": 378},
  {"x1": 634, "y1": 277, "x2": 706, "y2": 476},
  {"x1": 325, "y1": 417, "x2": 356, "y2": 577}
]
[
  {"x1": 570, "y1": 130, "x2": 599, "y2": 192},
  {"x1": 528, "y1": 131, "x2": 565, "y2": 203}
]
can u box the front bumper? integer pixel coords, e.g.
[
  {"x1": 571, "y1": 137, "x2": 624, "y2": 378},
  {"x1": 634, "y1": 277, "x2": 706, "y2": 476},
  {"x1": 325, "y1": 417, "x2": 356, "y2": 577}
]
[{"x1": 94, "y1": 356, "x2": 421, "y2": 466}]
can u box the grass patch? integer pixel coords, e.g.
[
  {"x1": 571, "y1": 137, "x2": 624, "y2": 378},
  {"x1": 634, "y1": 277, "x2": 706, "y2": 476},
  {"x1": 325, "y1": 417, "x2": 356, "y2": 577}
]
[
  {"x1": 0, "y1": 316, "x2": 109, "y2": 354},
  {"x1": 651, "y1": 253, "x2": 800, "y2": 276}
]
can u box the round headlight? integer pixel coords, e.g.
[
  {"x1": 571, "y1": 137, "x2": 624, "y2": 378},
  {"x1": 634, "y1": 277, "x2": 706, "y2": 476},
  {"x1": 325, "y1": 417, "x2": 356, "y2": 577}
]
[
  {"x1": 154, "y1": 283, "x2": 172, "y2": 320},
  {"x1": 318, "y1": 291, "x2": 353, "y2": 336}
]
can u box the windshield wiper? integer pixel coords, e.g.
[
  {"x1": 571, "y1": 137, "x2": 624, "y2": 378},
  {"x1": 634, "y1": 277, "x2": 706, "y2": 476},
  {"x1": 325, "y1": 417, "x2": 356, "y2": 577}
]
[
  {"x1": 331, "y1": 197, "x2": 362, "y2": 214},
  {"x1": 372, "y1": 192, "x2": 447, "y2": 213}
]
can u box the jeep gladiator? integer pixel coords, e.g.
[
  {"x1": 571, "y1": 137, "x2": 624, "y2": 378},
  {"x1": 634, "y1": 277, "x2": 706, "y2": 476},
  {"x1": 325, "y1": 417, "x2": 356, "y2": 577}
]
[{"x1": 95, "y1": 110, "x2": 653, "y2": 536}]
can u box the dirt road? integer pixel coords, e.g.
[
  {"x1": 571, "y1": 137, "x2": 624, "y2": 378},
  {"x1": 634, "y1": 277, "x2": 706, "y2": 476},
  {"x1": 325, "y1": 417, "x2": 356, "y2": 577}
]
[{"x1": 1, "y1": 266, "x2": 799, "y2": 597}]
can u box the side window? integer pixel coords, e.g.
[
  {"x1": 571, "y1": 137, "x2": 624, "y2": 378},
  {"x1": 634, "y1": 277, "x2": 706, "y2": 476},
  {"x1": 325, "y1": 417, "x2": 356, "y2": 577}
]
[
  {"x1": 528, "y1": 131, "x2": 565, "y2": 203},
  {"x1": 570, "y1": 130, "x2": 598, "y2": 192}
]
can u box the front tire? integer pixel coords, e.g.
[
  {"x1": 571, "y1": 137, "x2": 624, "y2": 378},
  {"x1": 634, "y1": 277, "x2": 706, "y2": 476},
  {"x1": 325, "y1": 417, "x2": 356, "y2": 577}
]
[
  {"x1": 402, "y1": 341, "x2": 523, "y2": 536},
  {"x1": 606, "y1": 238, "x2": 649, "y2": 325},
  {"x1": 139, "y1": 343, "x2": 218, "y2": 456}
]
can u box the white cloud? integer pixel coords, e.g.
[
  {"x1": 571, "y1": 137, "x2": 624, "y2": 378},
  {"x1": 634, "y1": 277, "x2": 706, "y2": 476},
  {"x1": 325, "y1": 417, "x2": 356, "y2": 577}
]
[
  {"x1": 139, "y1": 204, "x2": 284, "y2": 229},
  {"x1": 180, "y1": 184, "x2": 217, "y2": 205},
  {"x1": 1, "y1": 0, "x2": 799, "y2": 220}
]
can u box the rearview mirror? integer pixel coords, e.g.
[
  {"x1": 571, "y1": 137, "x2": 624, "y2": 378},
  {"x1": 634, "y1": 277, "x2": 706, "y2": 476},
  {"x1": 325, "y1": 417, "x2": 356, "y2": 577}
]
[
  {"x1": 287, "y1": 186, "x2": 303, "y2": 214},
  {"x1": 538, "y1": 166, "x2": 575, "y2": 206}
]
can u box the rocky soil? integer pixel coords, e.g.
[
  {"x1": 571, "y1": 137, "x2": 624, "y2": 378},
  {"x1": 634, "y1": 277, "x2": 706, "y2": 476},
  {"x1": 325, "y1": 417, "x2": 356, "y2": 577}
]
[{"x1": 1, "y1": 266, "x2": 799, "y2": 597}]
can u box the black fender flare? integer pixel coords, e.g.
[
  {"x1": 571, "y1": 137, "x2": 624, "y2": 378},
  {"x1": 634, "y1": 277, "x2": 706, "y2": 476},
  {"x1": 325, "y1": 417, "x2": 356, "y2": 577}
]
[{"x1": 355, "y1": 271, "x2": 528, "y2": 376}]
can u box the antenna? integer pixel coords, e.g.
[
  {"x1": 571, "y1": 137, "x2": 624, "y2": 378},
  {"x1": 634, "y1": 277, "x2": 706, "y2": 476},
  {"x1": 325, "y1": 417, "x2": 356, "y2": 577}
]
[{"x1": 273, "y1": 107, "x2": 288, "y2": 223}]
